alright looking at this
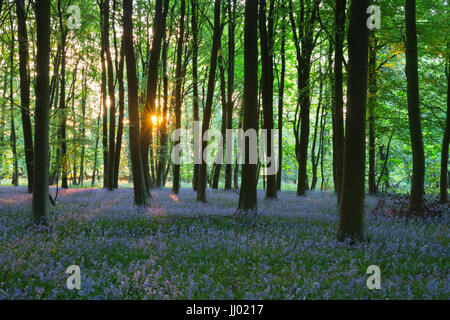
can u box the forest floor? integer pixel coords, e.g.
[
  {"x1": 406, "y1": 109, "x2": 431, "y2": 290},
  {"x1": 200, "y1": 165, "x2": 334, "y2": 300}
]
[{"x1": 0, "y1": 186, "x2": 447, "y2": 299}]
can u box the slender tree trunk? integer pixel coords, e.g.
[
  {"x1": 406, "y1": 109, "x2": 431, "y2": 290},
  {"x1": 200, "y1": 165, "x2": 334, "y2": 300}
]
[
  {"x1": 57, "y1": 0, "x2": 69, "y2": 189},
  {"x1": 32, "y1": 0, "x2": 51, "y2": 224},
  {"x1": 79, "y1": 68, "x2": 87, "y2": 186},
  {"x1": 100, "y1": 1, "x2": 109, "y2": 189},
  {"x1": 259, "y1": 0, "x2": 277, "y2": 199},
  {"x1": 224, "y1": 0, "x2": 235, "y2": 190},
  {"x1": 337, "y1": 0, "x2": 370, "y2": 242},
  {"x1": 191, "y1": 0, "x2": 200, "y2": 191},
  {"x1": 368, "y1": 33, "x2": 378, "y2": 194},
  {"x1": 311, "y1": 54, "x2": 323, "y2": 190},
  {"x1": 16, "y1": 0, "x2": 33, "y2": 193},
  {"x1": 123, "y1": 0, "x2": 149, "y2": 206},
  {"x1": 92, "y1": 99, "x2": 101, "y2": 187},
  {"x1": 0, "y1": 73, "x2": 6, "y2": 184},
  {"x1": 141, "y1": 0, "x2": 168, "y2": 193},
  {"x1": 332, "y1": 0, "x2": 346, "y2": 203},
  {"x1": 101, "y1": 0, "x2": 116, "y2": 191},
  {"x1": 405, "y1": 0, "x2": 425, "y2": 212},
  {"x1": 289, "y1": 0, "x2": 319, "y2": 196},
  {"x1": 212, "y1": 41, "x2": 228, "y2": 189},
  {"x1": 197, "y1": 0, "x2": 221, "y2": 202},
  {"x1": 277, "y1": 1, "x2": 286, "y2": 191},
  {"x1": 440, "y1": 59, "x2": 449, "y2": 203},
  {"x1": 9, "y1": 16, "x2": 19, "y2": 187},
  {"x1": 157, "y1": 10, "x2": 170, "y2": 189},
  {"x1": 114, "y1": 43, "x2": 125, "y2": 188},
  {"x1": 238, "y1": 0, "x2": 258, "y2": 212},
  {"x1": 172, "y1": 0, "x2": 186, "y2": 194},
  {"x1": 319, "y1": 102, "x2": 327, "y2": 191}
]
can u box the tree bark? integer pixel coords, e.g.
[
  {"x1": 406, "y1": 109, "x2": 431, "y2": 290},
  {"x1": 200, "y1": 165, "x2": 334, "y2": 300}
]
[
  {"x1": 79, "y1": 68, "x2": 87, "y2": 187},
  {"x1": 277, "y1": 0, "x2": 286, "y2": 191},
  {"x1": 16, "y1": 0, "x2": 33, "y2": 193},
  {"x1": 368, "y1": 33, "x2": 378, "y2": 194},
  {"x1": 440, "y1": 60, "x2": 449, "y2": 203},
  {"x1": 123, "y1": 0, "x2": 149, "y2": 206},
  {"x1": 332, "y1": 0, "x2": 346, "y2": 203},
  {"x1": 57, "y1": 0, "x2": 69, "y2": 189},
  {"x1": 405, "y1": 0, "x2": 425, "y2": 212},
  {"x1": 191, "y1": 0, "x2": 200, "y2": 191},
  {"x1": 289, "y1": 0, "x2": 320, "y2": 196},
  {"x1": 238, "y1": 0, "x2": 258, "y2": 212},
  {"x1": 225, "y1": 0, "x2": 235, "y2": 190},
  {"x1": 114, "y1": 42, "x2": 125, "y2": 188},
  {"x1": 197, "y1": 0, "x2": 221, "y2": 202},
  {"x1": 337, "y1": 0, "x2": 370, "y2": 242},
  {"x1": 259, "y1": 0, "x2": 277, "y2": 199},
  {"x1": 9, "y1": 14, "x2": 18, "y2": 187},
  {"x1": 212, "y1": 40, "x2": 228, "y2": 190},
  {"x1": 32, "y1": 0, "x2": 51, "y2": 224},
  {"x1": 172, "y1": 0, "x2": 186, "y2": 195}
]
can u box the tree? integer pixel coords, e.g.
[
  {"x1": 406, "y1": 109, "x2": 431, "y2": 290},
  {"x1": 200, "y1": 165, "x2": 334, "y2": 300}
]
[
  {"x1": 173, "y1": 0, "x2": 186, "y2": 195},
  {"x1": 237, "y1": 0, "x2": 258, "y2": 213},
  {"x1": 276, "y1": 0, "x2": 286, "y2": 191},
  {"x1": 196, "y1": 0, "x2": 221, "y2": 202},
  {"x1": 32, "y1": 0, "x2": 51, "y2": 224},
  {"x1": 367, "y1": 32, "x2": 378, "y2": 195},
  {"x1": 405, "y1": 0, "x2": 425, "y2": 212},
  {"x1": 142, "y1": 0, "x2": 169, "y2": 192},
  {"x1": 289, "y1": 0, "x2": 320, "y2": 196},
  {"x1": 191, "y1": 0, "x2": 200, "y2": 191},
  {"x1": 123, "y1": 0, "x2": 148, "y2": 206},
  {"x1": 15, "y1": 0, "x2": 33, "y2": 193},
  {"x1": 259, "y1": 0, "x2": 277, "y2": 199},
  {"x1": 224, "y1": 0, "x2": 235, "y2": 190},
  {"x1": 103, "y1": 0, "x2": 117, "y2": 192},
  {"x1": 57, "y1": 0, "x2": 69, "y2": 189},
  {"x1": 440, "y1": 51, "x2": 449, "y2": 204},
  {"x1": 332, "y1": 0, "x2": 346, "y2": 202},
  {"x1": 337, "y1": 0, "x2": 370, "y2": 242}
]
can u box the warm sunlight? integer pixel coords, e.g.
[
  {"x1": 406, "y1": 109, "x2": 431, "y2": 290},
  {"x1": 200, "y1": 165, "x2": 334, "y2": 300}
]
[{"x1": 151, "y1": 115, "x2": 158, "y2": 126}]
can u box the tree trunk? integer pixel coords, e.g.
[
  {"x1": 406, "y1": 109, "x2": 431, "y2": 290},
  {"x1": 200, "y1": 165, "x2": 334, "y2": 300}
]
[
  {"x1": 259, "y1": 0, "x2": 277, "y2": 199},
  {"x1": 311, "y1": 52, "x2": 324, "y2": 190},
  {"x1": 440, "y1": 60, "x2": 449, "y2": 203},
  {"x1": 101, "y1": 0, "x2": 116, "y2": 191},
  {"x1": 172, "y1": 0, "x2": 186, "y2": 195},
  {"x1": 9, "y1": 16, "x2": 18, "y2": 187},
  {"x1": 289, "y1": 0, "x2": 319, "y2": 196},
  {"x1": 16, "y1": 0, "x2": 33, "y2": 193},
  {"x1": 32, "y1": 0, "x2": 51, "y2": 224},
  {"x1": 140, "y1": 0, "x2": 168, "y2": 193},
  {"x1": 197, "y1": 0, "x2": 221, "y2": 202},
  {"x1": 332, "y1": 0, "x2": 346, "y2": 203},
  {"x1": 237, "y1": 0, "x2": 258, "y2": 212},
  {"x1": 100, "y1": 1, "x2": 109, "y2": 189},
  {"x1": 277, "y1": 1, "x2": 286, "y2": 191},
  {"x1": 92, "y1": 99, "x2": 101, "y2": 187},
  {"x1": 57, "y1": 0, "x2": 69, "y2": 189},
  {"x1": 114, "y1": 43, "x2": 125, "y2": 188},
  {"x1": 191, "y1": 0, "x2": 200, "y2": 191},
  {"x1": 368, "y1": 33, "x2": 378, "y2": 194},
  {"x1": 405, "y1": 0, "x2": 425, "y2": 212},
  {"x1": 225, "y1": 0, "x2": 235, "y2": 190},
  {"x1": 212, "y1": 40, "x2": 228, "y2": 190},
  {"x1": 337, "y1": 0, "x2": 370, "y2": 242},
  {"x1": 157, "y1": 5, "x2": 170, "y2": 189},
  {"x1": 123, "y1": 0, "x2": 149, "y2": 206}
]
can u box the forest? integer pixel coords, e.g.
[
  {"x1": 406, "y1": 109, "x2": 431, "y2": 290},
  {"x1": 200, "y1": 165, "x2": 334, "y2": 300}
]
[{"x1": 0, "y1": 0, "x2": 448, "y2": 300}]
